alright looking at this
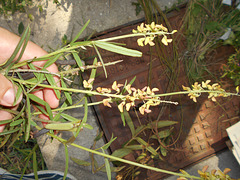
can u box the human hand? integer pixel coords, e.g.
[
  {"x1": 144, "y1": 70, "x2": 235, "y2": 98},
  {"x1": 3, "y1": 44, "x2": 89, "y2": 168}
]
[{"x1": 0, "y1": 27, "x2": 60, "y2": 132}]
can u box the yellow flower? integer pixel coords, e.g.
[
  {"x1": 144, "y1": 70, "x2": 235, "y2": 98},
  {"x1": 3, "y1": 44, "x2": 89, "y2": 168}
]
[
  {"x1": 83, "y1": 78, "x2": 94, "y2": 89},
  {"x1": 126, "y1": 102, "x2": 134, "y2": 111},
  {"x1": 161, "y1": 35, "x2": 172, "y2": 46},
  {"x1": 118, "y1": 101, "x2": 125, "y2": 113},
  {"x1": 202, "y1": 80, "x2": 211, "y2": 88},
  {"x1": 137, "y1": 38, "x2": 145, "y2": 46},
  {"x1": 112, "y1": 81, "x2": 123, "y2": 93},
  {"x1": 103, "y1": 99, "x2": 112, "y2": 108},
  {"x1": 96, "y1": 87, "x2": 111, "y2": 93},
  {"x1": 125, "y1": 84, "x2": 132, "y2": 94},
  {"x1": 144, "y1": 36, "x2": 155, "y2": 46}
]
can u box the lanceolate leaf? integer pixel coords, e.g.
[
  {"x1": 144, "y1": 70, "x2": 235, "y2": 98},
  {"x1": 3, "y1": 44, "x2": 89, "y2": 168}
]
[
  {"x1": 28, "y1": 94, "x2": 53, "y2": 120},
  {"x1": 33, "y1": 150, "x2": 39, "y2": 180},
  {"x1": 61, "y1": 79, "x2": 72, "y2": 105},
  {"x1": 61, "y1": 113, "x2": 79, "y2": 122},
  {"x1": 146, "y1": 120, "x2": 177, "y2": 129},
  {"x1": 101, "y1": 148, "x2": 111, "y2": 180},
  {"x1": 70, "y1": 157, "x2": 91, "y2": 166},
  {"x1": 45, "y1": 74, "x2": 61, "y2": 99},
  {"x1": 95, "y1": 41, "x2": 142, "y2": 57},
  {"x1": 72, "y1": 52, "x2": 84, "y2": 72},
  {"x1": 123, "y1": 110, "x2": 135, "y2": 136},
  {"x1": 111, "y1": 148, "x2": 132, "y2": 158},
  {"x1": 100, "y1": 134, "x2": 117, "y2": 150},
  {"x1": 43, "y1": 53, "x2": 62, "y2": 68},
  {"x1": 70, "y1": 19, "x2": 90, "y2": 44}
]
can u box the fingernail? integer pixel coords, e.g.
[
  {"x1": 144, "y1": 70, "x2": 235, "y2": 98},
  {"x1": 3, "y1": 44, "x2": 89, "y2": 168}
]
[{"x1": 2, "y1": 88, "x2": 15, "y2": 106}]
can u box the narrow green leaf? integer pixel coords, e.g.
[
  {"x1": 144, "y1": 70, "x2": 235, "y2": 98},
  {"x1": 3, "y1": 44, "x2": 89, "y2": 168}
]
[
  {"x1": 95, "y1": 41, "x2": 142, "y2": 57},
  {"x1": 72, "y1": 52, "x2": 84, "y2": 72},
  {"x1": 63, "y1": 145, "x2": 69, "y2": 180},
  {"x1": 71, "y1": 19, "x2": 90, "y2": 44},
  {"x1": 61, "y1": 113, "x2": 79, "y2": 122},
  {"x1": 101, "y1": 134, "x2": 117, "y2": 150},
  {"x1": 13, "y1": 85, "x2": 23, "y2": 106},
  {"x1": 120, "y1": 111, "x2": 126, "y2": 126},
  {"x1": 93, "y1": 44, "x2": 107, "y2": 78},
  {"x1": 74, "y1": 97, "x2": 88, "y2": 137},
  {"x1": 45, "y1": 123, "x2": 74, "y2": 131},
  {"x1": 33, "y1": 150, "x2": 39, "y2": 180},
  {"x1": 28, "y1": 94, "x2": 53, "y2": 120},
  {"x1": 18, "y1": 22, "x2": 24, "y2": 35},
  {"x1": 28, "y1": 93, "x2": 46, "y2": 106},
  {"x1": 83, "y1": 123, "x2": 93, "y2": 130},
  {"x1": 25, "y1": 95, "x2": 31, "y2": 142},
  {"x1": 8, "y1": 127, "x2": 23, "y2": 147},
  {"x1": 1, "y1": 25, "x2": 30, "y2": 69},
  {"x1": 0, "y1": 127, "x2": 21, "y2": 136},
  {"x1": 160, "y1": 146, "x2": 167, "y2": 157},
  {"x1": 125, "y1": 145, "x2": 143, "y2": 150},
  {"x1": 146, "y1": 120, "x2": 177, "y2": 129},
  {"x1": 150, "y1": 128, "x2": 172, "y2": 139},
  {"x1": 61, "y1": 79, "x2": 72, "y2": 104},
  {"x1": 70, "y1": 157, "x2": 91, "y2": 166},
  {"x1": 135, "y1": 137, "x2": 159, "y2": 157},
  {"x1": 44, "y1": 53, "x2": 62, "y2": 68},
  {"x1": 90, "y1": 57, "x2": 98, "y2": 80},
  {"x1": 0, "y1": 119, "x2": 12, "y2": 125},
  {"x1": 94, "y1": 131, "x2": 104, "y2": 142},
  {"x1": 10, "y1": 119, "x2": 24, "y2": 126},
  {"x1": 53, "y1": 102, "x2": 68, "y2": 121},
  {"x1": 101, "y1": 148, "x2": 111, "y2": 180},
  {"x1": 124, "y1": 110, "x2": 135, "y2": 136},
  {"x1": 34, "y1": 104, "x2": 48, "y2": 116},
  {"x1": 0, "y1": 126, "x2": 14, "y2": 148},
  {"x1": 45, "y1": 74, "x2": 61, "y2": 99},
  {"x1": 111, "y1": 148, "x2": 132, "y2": 158}
]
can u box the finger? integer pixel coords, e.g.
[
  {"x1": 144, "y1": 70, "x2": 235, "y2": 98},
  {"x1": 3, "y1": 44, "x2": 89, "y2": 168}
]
[
  {"x1": 0, "y1": 74, "x2": 22, "y2": 107},
  {"x1": 0, "y1": 110, "x2": 12, "y2": 132},
  {"x1": 0, "y1": 105, "x2": 18, "y2": 132}
]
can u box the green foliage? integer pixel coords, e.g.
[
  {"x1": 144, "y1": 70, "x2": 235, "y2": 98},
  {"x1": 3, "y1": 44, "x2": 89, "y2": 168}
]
[
  {"x1": 222, "y1": 49, "x2": 240, "y2": 85},
  {"x1": 183, "y1": 0, "x2": 240, "y2": 83}
]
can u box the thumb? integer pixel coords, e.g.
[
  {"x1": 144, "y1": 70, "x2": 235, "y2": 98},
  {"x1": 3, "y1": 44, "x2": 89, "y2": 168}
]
[{"x1": 0, "y1": 74, "x2": 22, "y2": 107}]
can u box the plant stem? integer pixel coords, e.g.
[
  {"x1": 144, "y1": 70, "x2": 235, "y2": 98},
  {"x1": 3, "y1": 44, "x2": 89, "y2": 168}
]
[{"x1": 48, "y1": 133, "x2": 201, "y2": 179}]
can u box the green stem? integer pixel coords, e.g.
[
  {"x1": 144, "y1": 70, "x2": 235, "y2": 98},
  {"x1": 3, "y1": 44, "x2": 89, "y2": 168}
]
[{"x1": 48, "y1": 133, "x2": 201, "y2": 179}]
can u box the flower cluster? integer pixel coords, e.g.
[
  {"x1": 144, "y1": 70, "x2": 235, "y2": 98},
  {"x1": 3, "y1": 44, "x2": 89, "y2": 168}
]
[
  {"x1": 132, "y1": 22, "x2": 177, "y2": 46},
  {"x1": 182, "y1": 80, "x2": 230, "y2": 102},
  {"x1": 96, "y1": 81, "x2": 163, "y2": 115}
]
